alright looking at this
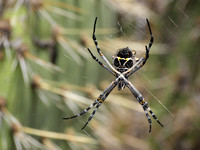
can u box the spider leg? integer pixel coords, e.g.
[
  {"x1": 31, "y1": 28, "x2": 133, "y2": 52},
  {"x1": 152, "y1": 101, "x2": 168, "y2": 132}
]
[
  {"x1": 81, "y1": 102, "x2": 102, "y2": 130},
  {"x1": 146, "y1": 18, "x2": 153, "y2": 50},
  {"x1": 63, "y1": 81, "x2": 113, "y2": 120},
  {"x1": 146, "y1": 104, "x2": 164, "y2": 128},
  {"x1": 63, "y1": 79, "x2": 119, "y2": 127},
  {"x1": 126, "y1": 82, "x2": 152, "y2": 132},
  {"x1": 92, "y1": 17, "x2": 120, "y2": 75},
  {"x1": 124, "y1": 78, "x2": 163, "y2": 132},
  {"x1": 142, "y1": 103, "x2": 152, "y2": 132},
  {"x1": 142, "y1": 19, "x2": 154, "y2": 65},
  {"x1": 124, "y1": 19, "x2": 154, "y2": 77},
  {"x1": 63, "y1": 100, "x2": 99, "y2": 119},
  {"x1": 87, "y1": 48, "x2": 116, "y2": 77},
  {"x1": 125, "y1": 46, "x2": 149, "y2": 77},
  {"x1": 81, "y1": 80, "x2": 118, "y2": 130}
]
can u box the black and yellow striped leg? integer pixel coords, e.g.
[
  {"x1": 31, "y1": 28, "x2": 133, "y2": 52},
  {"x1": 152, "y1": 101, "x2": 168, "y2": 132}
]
[
  {"x1": 81, "y1": 80, "x2": 118, "y2": 130},
  {"x1": 91, "y1": 17, "x2": 120, "y2": 75},
  {"x1": 125, "y1": 83, "x2": 152, "y2": 132},
  {"x1": 142, "y1": 101, "x2": 164, "y2": 132},
  {"x1": 125, "y1": 80, "x2": 163, "y2": 132},
  {"x1": 126, "y1": 46, "x2": 150, "y2": 77},
  {"x1": 63, "y1": 80, "x2": 116, "y2": 120},
  {"x1": 146, "y1": 18, "x2": 154, "y2": 51},
  {"x1": 63, "y1": 100, "x2": 99, "y2": 120},
  {"x1": 92, "y1": 17, "x2": 102, "y2": 56},
  {"x1": 125, "y1": 19, "x2": 153, "y2": 77},
  {"x1": 146, "y1": 104, "x2": 164, "y2": 128},
  {"x1": 143, "y1": 19, "x2": 154, "y2": 65},
  {"x1": 87, "y1": 48, "x2": 116, "y2": 77},
  {"x1": 127, "y1": 46, "x2": 149, "y2": 77},
  {"x1": 63, "y1": 79, "x2": 119, "y2": 128},
  {"x1": 81, "y1": 102, "x2": 102, "y2": 130},
  {"x1": 142, "y1": 104, "x2": 152, "y2": 132},
  {"x1": 142, "y1": 45, "x2": 149, "y2": 65},
  {"x1": 125, "y1": 62, "x2": 144, "y2": 78}
]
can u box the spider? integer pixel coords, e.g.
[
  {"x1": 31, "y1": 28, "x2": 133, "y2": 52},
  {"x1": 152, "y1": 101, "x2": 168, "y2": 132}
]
[{"x1": 63, "y1": 17, "x2": 164, "y2": 132}]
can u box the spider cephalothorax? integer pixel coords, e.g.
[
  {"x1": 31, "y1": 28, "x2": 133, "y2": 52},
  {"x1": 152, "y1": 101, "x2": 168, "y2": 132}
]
[
  {"x1": 63, "y1": 17, "x2": 163, "y2": 133},
  {"x1": 113, "y1": 47, "x2": 137, "y2": 73}
]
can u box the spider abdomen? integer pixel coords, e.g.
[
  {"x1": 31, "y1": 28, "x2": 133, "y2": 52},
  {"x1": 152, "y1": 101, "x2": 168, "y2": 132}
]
[{"x1": 113, "y1": 47, "x2": 136, "y2": 73}]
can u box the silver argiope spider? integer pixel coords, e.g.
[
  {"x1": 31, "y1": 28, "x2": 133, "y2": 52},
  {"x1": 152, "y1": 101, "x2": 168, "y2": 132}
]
[{"x1": 63, "y1": 17, "x2": 164, "y2": 132}]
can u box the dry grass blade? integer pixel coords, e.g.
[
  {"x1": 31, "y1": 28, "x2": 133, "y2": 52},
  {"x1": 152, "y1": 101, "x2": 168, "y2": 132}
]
[
  {"x1": 41, "y1": 138, "x2": 62, "y2": 150},
  {"x1": 123, "y1": 134, "x2": 149, "y2": 150},
  {"x1": 2, "y1": 37, "x2": 12, "y2": 59},
  {"x1": 25, "y1": 52, "x2": 63, "y2": 72},
  {"x1": 36, "y1": 90, "x2": 51, "y2": 106},
  {"x1": 57, "y1": 36, "x2": 82, "y2": 64},
  {"x1": 13, "y1": 0, "x2": 24, "y2": 12},
  {"x1": 60, "y1": 36, "x2": 89, "y2": 58},
  {"x1": 18, "y1": 58, "x2": 29, "y2": 84},
  {"x1": 45, "y1": 5, "x2": 83, "y2": 21},
  {"x1": 14, "y1": 130, "x2": 46, "y2": 149},
  {"x1": 104, "y1": 0, "x2": 156, "y2": 18},
  {"x1": 22, "y1": 127, "x2": 97, "y2": 144},
  {"x1": 1, "y1": 98, "x2": 96, "y2": 148},
  {"x1": 44, "y1": 0, "x2": 85, "y2": 14},
  {"x1": 39, "y1": 9, "x2": 57, "y2": 26},
  {"x1": 0, "y1": 103, "x2": 46, "y2": 149},
  {"x1": 32, "y1": 75, "x2": 92, "y2": 105},
  {"x1": 13, "y1": 135, "x2": 23, "y2": 150}
]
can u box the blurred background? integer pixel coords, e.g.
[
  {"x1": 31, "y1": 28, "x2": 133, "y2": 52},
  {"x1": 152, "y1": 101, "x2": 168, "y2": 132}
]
[{"x1": 0, "y1": 0, "x2": 200, "y2": 150}]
